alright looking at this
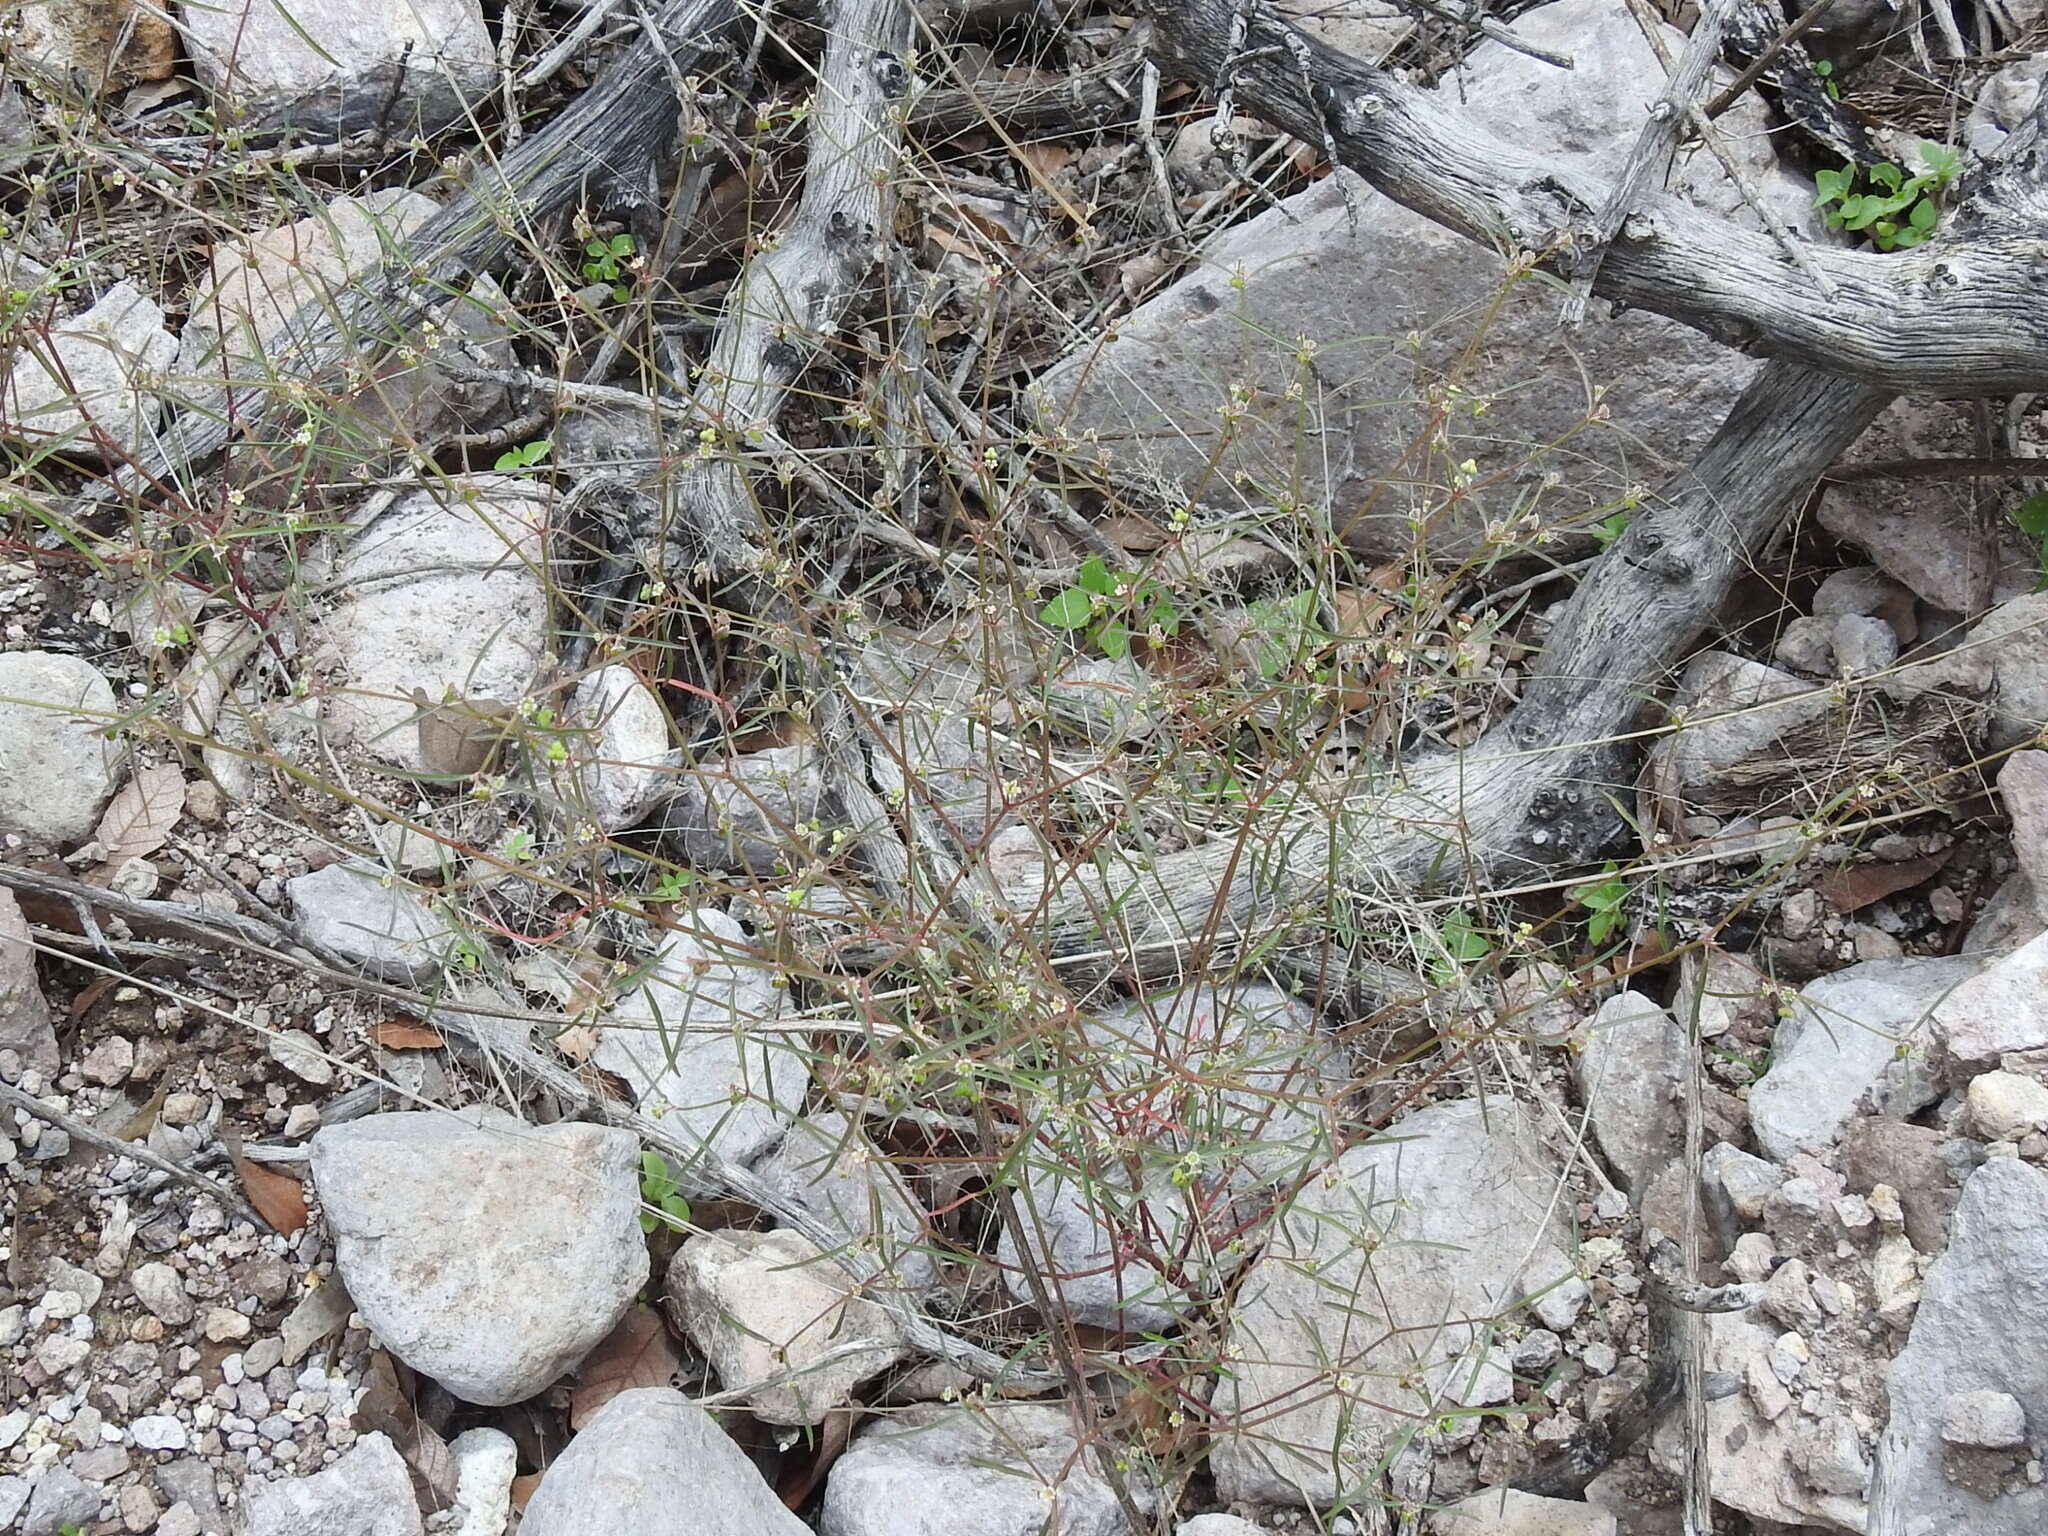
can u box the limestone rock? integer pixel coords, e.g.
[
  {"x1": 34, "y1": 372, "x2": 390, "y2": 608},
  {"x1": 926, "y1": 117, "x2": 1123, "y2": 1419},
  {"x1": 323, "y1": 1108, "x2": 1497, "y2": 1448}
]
[
  {"x1": 518, "y1": 1390, "x2": 809, "y2": 1536},
  {"x1": 1748, "y1": 956, "x2": 1976, "y2": 1163},
  {"x1": 240, "y1": 1433, "x2": 421, "y2": 1536},
  {"x1": 995, "y1": 982, "x2": 1343, "y2": 1332},
  {"x1": 1427, "y1": 1488, "x2": 1618, "y2": 1535},
  {"x1": 667, "y1": 1228, "x2": 907, "y2": 1425},
  {"x1": 0, "y1": 281, "x2": 176, "y2": 464},
  {"x1": 558, "y1": 665, "x2": 674, "y2": 832},
  {"x1": 649, "y1": 746, "x2": 826, "y2": 875},
  {"x1": 8, "y1": 0, "x2": 175, "y2": 95},
  {"x1": 1871, "y1": 1159, "x2": 2048, "y2": 1534},
  {"x1": 749, "y1": 1112, "x2": 937, "y2": 1296},
  {"x1": 175, "y1": 0, "x2": 494, "y2": 139},
  {"x1": 306, "y1": 477, "x2": 550, "y2": 774},
  {"x1": 1933, "y1": 930, "x2": 2048, "y2": 1070},
  {"x1": 594, "y1": 909, "x2": 808, "y2": 1192},
  {"x1": 310, "y1": 1108, "x2": 646, "y2": 1404},
  {"x1": 822, "y1": 1403, "x2": 1147, "y2": 1536},
  {"x1": 0, "y1": 651, "x2": 124, "y2": 846},
  {"x1": 1028, "y1": 0, "x2": 1811, "y2": 561},
  {"x1": 286, "y1": 861, "x2": 448, "y2": 985},
  {"x1": 0, "y1": 888, "x2": 56, "y2": 1077},
  {"x1": 1207, "y1": 1098, "x2": 1577, "y2": 1505},
  {"x1": 1574, "y1": 991, "x2": 1684, "y2": 1196}
]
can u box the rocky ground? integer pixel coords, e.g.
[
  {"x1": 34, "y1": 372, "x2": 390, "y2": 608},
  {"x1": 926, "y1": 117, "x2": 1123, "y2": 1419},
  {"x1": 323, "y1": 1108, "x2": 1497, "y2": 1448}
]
[{"x1": 5, "y1": 0, "x2": 2048, "y2": 1533}]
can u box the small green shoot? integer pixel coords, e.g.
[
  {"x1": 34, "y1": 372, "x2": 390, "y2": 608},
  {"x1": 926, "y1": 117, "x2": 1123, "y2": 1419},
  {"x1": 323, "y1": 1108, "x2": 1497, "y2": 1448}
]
[
  {"x1": 583, "y1": 232, "x2": 638, "y2": 302},
  {"x1": 1591, "y1": 511, "x2": 1631, "y2": 550},
  {"x1": 1813, "y1": 143, "x2": 1961, "y2": 250},
  {"x1": 1571, "y1": 862, "x2": 1629, "y2": 948},
  {"x1": 1038, "y1": 553, "x2": 1181, "y2": 658},
  {"x1": 1812, "y1": 57, "x2": 1840, "y2": 100},
  {"x1": 493, "y1": 439, "x2": 552, "y2": 473},
  {"x1": 1427, "y1": 906, "x2": 1492, "y2": 986},
  {"x1": 1245, "y1": 589, "x2": 1324, "y2": 679},
  {"x1": 2014, "y1": 493, "x2": 2048, "y2": 591},
  {"x1": 639, "y1": 1150, "x2": 692, "y2": 1233}
]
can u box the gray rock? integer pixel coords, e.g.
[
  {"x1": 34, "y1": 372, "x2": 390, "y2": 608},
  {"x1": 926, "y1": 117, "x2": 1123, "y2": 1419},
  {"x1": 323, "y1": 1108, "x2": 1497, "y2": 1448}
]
[
  {"x1": 595, "y1": 909, "x2": 807, "y2": 1193},
  {"x1": 1872, "y1": 1159, "x2": 2048, "y2": 1534},
  {"x1": 447, "y1": 1427, "x2": 517, "y2": 1536},
  {"x1": 1969, "y1": 55, "x2": 2048, "y2": 157},
  {"x1": 2001, "y1": 751, "x2": 2048, "y2": 917},
  {"x1": 7, "y1": 0, "x2": 176, "y2": 94},
  {"x1": 0, "y1": 1478, "x2": 26, "y2": 1531},
  {"x1": 22, "y1": 1465, "x2": 101, "y2": 1536},
  {"x1": 1748, "y1": 956, "x2": 1976, "y2": 1163},
  {"x1": 557, "y1": 666, "x2": 674, "y2": 831},
  {"x1": 1702, "y1": 1141, "x2": 1783, "y2": 1231},
  {"x1": 0, "y1": 887, "x2": 57, "y2": 1076},
  {"x1": 667, "y1": 1228, "x2": 907, "y2": 1425},
  {"x1": 310, "y1": 1108, "x2": 646, "y2": 1404},
  {"x1": 650, "y1": 745, "x2": 826, "y2": 875},
  {"x1": 822, "y1": 1402, "x2": 1147, "y2": 1536},
  {"x1": 1274, "y1": 0, "x2": 1407, "y2": 62},
  {"x1": 175, "y1": 0, "x2": 493, "y2": 139},
  {"x1": 287, "y1": 861, "x2": 449, "y2": 985},
  {"x1": 131, "y1": 1414, "x2": 189, "y2": 1451},
  {"x1": 1643, "y1": 653, "x2": 1828, "y2": 838},
  {"x1": 868, "y1": 713, "x2": 1010, "y2": 846},
  {"x1": 1950, "y1": 592, "x2": 2048, "y2": 753},
  {"x1": 1943, "y1": 1388, "x2": 2028, "y2": 1449},
  {"x1": 0, "y1": 651, "x2": 124, "y2": 845},
  {"x1": 1650, "y1": 1311, "x2": 1864, "y2": 1529},
  {"x1": 994, "y1": 982, "x2": 1344, "y2": 1331},
  {"x1": 1822, "y1": 401, "x2": 2039, "y2": 613},
  {"x1": 240, "y1": 1431, "x2": 422, "y2": 1536},
  {"x1": 1831, "y1": 614, "x2": 1901, "y2": 678},
  {"x1": 1934, "y1": 930, "x2": 2048, "y2": 1069},
  {"x1": 1574, "y1": 991, "x2": 1684, "y2": 1196},
  {"x1": 1029, "y1": 0, "x2": 1807, "y2": 561},
  {"x1": 1968, "y1": 1070, "x2": 2048, "y2": 1141},
  {"x1": 1208, "y1": 1098, "x2": 1577, "y2": 1506},
  {"x1": 1427, "y1": 1488, "x2": 1618, "y2": 1535},
  {"x1": 520, "y1": 1389, "x2": 807, "y2": 1536},
  {"x1": 1838, "y1": 1118, "x2": 1971, "y2": 1255},
  {"x1": 749, "y1": 1112, "x2": 937, "y2": 1295},
  {"x1": 0, "y1": 280, "x2": 176, "y2": 464},
  {"x1": 267, "y1": 1028, "x2": 336, "y2": 1086},
  {"x1": 1791, "y1": 1414, "x2": 1870, "y2": 1498},
  {"x1": 306, "y1": 477, "x2": 550, "y2": 774},
  {"x1": 177, "y1": 190, "x2": 436, "y2": 392},
  {"x1": 1176, "y1": 1518, "x2": 1266, "y2": 1536}
]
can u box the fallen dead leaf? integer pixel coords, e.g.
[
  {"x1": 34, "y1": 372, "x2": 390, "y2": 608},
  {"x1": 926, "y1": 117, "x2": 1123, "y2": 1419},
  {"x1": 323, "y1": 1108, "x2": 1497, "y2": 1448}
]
[
  {"x1": 1011, "y1": 140, "x2": 1073, "y2": 181},
  {"x1": 93, "y1": 763, "x2": 186, "y2": 864},
  {"x1": 510, "y1": 1473, "x2": 543, "y2": 1512},
  {"x1": 372, "y1": 1019, "x2": 446, "y2": 1051},
  {"x1": 777, "y1": 1407, "x2": 856, "y2": 1509},
  {"x1": 569, "y1": 1305, "x2": 683, "y2": 1430},
  {"x1": 234, "y1": 1159, "x2": 309, "y2": 1236},
  {"x1": 357, "y1": 1349, "x2": 460, "y2": 1512},
  {"x1": 1816, "y1": 852, "x2": 1948, "y2": 913}
]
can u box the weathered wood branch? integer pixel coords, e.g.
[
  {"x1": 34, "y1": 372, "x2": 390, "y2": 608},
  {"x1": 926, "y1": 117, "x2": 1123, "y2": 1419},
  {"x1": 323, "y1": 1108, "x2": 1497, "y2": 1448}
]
[
  {"x1": 1143, "y1": 0, "x2": 2048, "y2": 394},
  {"x1": 1035, "y1": 361, "x2": 1891, "y2": 968},
  {"x1": 669, "y1": 0, "x2": 915, "y2": 567}
]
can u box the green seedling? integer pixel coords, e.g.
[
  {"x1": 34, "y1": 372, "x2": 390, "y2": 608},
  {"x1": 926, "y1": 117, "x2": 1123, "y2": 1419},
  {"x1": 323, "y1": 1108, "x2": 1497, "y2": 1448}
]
[
  {"x1": 583, "y1": 232, "x2": 637, "y2": 302},
  {"x1": 1039, "y1": 553, "x2": 1181, "y2": 658},
  {"x1": 1427, "y1": 906, "x2": 1492, "y2": 986},
  {"x1": 1813, "y1": 143, "x2": 1961, "y2": 250},
  {"x1": 2014, "y1": 493, "x2": 2048, "y2": 590},
  {"x1": 1812, "y1": 57, "x2": 1841, "y2": 100},
  {"x1": 639, "y1": 1150, "x2": 692, "y2": 1233},
  {"x1": 1245, "y1": 589, "x2": 1324, "y2": 680},
  {"x1": 1571, "y1": 861, "x2": 1630, "y2": 948},
  {"x1": 493, "y1": 438, "x2": 552, "y2": 473},
  {"x1": 1591, "y1": 511, "x2": 1631, "y2": 550}
]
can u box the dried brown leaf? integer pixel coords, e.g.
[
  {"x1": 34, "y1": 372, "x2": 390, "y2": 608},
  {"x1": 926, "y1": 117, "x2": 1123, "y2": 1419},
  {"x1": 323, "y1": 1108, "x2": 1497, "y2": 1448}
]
[
  {"x1": 777, "y1": 1407, "x2": 856, "y2": 1509},
  {"x1": 1816, "y1": 852, "x2": 1948, "y2": 913},
  {"x1": 372, "y1": 1019, "x2": 446, "y2": 1051},
  {"x1": 233, "y1": 1158, "x2": 309, "y2": 1236},
  {"x1": 510, "y1": 1473, "x2": 543, "y2": 1512},
  {"x1": 413, "y1": 689, "x2": 516, "y2": 778},
  {"x1": 93, "y1": 764, "x2": 186, "y2": 863},
  {"x1": 1012, "y1": 140, "x2": 1073, "y2": 180},
  {"x1": 569, "y1": 1305, "x2": 682, "y2": 1430},
  {"x1": 357, "y1": 1349, "x2": 461, "y2": 1512}
]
